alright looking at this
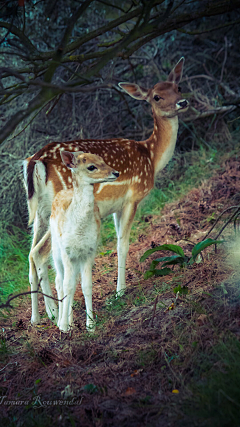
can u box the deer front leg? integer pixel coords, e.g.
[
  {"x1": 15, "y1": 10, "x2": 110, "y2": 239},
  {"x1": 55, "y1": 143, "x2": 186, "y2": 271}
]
[
  {"x1": 80, "y1": 259, "x2": 94, "y2": 331},
  {"x1": 58, "y1": 257, "x2": 78, "y2": 333},
  {"x1": 114, "y1": 202, "x2": 137, "y2": 295},
  {"x1": 52, "y1": 242, "x2": 64, "y2": 328}
]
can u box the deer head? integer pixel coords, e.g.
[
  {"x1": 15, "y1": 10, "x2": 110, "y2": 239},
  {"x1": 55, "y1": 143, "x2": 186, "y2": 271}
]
[
  {"x1": 60, "y1": 151, "x2": 120, "y2": 184},
  {"x1": 119, "y1": 57, "x2": 189, "y2": 119}
]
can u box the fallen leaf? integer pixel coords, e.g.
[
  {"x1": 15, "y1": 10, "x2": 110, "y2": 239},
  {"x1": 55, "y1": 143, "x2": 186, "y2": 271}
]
[
  {"x1": 197, "y1": 314, "x2": 208, "y2": 326},
  {"x1": 124, "y1": 387, "x2": 136, "y2": 396}
]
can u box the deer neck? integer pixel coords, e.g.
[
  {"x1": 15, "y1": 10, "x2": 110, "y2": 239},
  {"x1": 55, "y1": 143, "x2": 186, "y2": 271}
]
[
  {"x1": 146, "y1": 112, "x2": 179, "y2": 177},
  {"x1": 71, "y1": 177, "x2": 95, "y2": 213}
]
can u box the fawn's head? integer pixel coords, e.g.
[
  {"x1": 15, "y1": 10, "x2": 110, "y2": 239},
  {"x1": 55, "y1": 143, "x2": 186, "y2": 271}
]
[
  {"x1": 60, "y1": 151, "x2": 119, "y2": 184},
  {"x1": 119, "y1": 57, "x2": 189, "y2": 119}
]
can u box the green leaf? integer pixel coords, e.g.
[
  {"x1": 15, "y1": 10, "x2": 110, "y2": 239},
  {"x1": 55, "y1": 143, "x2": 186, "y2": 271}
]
[
  {"x1": 149, "y1": 256, "x2": 182, "y2": 270},
  {"x1": 140, "y1": 244, "x2": 185, "y2": 262},
  {"x1": 143, "y1": 267, "x2": 173, "y2": 279},
  {"x1": 174, "y1": 284, "x2": 189, "y2": 295},
  {"x1": 150, "y1": 260, "x2": 161, "y2": 270},
  {"x1": 191, "y1": 238, "x2": 223, "y2": 259},
  {"x1": 83, "y1": 383, "x2": 98, "y2": 394},
  {"x1": 154, "y1": 268, "x2": 173, "y2": 277},
  {"x1": 143, "y1": 270, "x2": 155, "y2": 279},
  {"x1": 162, "y1": 256, "x2": 188, "y2": 268},
  {"x1": 154, "y1": 255, "x2": 183, "y2": 263}
]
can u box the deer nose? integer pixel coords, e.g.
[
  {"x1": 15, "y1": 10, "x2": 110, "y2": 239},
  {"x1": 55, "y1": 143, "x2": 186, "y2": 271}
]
[
  {"x1": 112, "y1": 171, "x2": 119, "y2": 178},
  {"x1": 177, "y1": 99, "x2": 189, "y2": 109}
]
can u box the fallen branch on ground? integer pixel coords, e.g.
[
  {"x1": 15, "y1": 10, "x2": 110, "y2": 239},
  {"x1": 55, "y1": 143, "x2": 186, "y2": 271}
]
[{"x1": 0, "y1": 284, "x2": 66, "y2": 309}]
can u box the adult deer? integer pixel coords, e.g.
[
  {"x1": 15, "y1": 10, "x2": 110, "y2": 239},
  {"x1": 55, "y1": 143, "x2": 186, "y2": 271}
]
[{"x1": 23, "y1": 57, "x2": 189, "y2": 325}]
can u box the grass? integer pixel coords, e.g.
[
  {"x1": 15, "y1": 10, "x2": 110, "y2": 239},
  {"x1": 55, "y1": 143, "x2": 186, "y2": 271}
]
[{"x1": 0, "y1": 225, "x2": 31, "y2": 304}]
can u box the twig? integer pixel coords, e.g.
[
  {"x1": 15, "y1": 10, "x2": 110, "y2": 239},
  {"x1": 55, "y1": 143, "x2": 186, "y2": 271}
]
[
  {"x1": 215, "y1": 208, "x2": 240, "y2": 240},
  {"x1": 0, "y1": 289, "x2": 66, "y2": 309},
  {"x1": 177, "y1": 18, "x2": 240, "y2": 35},
  {"x1": 0, "y1": 362, "x2": 18, "y2": 372},
  {"x1": 201, "y1": 206, "x2": 240, "y2": 242},
  {"x1": 149, "y1": 295, "x2": 158, "y2": 327},
  {"x1": 183, "y1": 74, "x2": 215, "y2": 82},
  {"x1": 7, "y1": 101, "x2": 51, "y2": 142},
  {"x1": 219, "y1": 37, "x2": 228, "y2": 84},
  {"x1": 185, "y1": 105, "x2": 236, "y2": 122}
]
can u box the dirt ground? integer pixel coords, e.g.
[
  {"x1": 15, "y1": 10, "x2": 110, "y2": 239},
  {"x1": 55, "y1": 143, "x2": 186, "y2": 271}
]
[{"x1": 1, "y1": 156, "x2": 240, "y2": 426}]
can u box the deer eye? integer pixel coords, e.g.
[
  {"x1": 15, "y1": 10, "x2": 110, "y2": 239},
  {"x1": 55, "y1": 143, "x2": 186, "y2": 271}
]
[
  {"x1": 87, "y1": 165, "x2": 97, "y2": 171},
  {"x1": 153, "y1": 95, "x2": 163, "y2": 102},
  {"x1": 178, "y1": 86, "x2": 181, "y2": 92}
]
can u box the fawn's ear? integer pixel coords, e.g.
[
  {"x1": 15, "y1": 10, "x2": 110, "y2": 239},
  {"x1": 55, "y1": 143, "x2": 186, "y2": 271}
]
[
  {"x1": 60, "y1": 151, "x2": 78, "y2": 169},
  {"x1": 118, "y1": 82, "x2": 149, "y2": 100},
  {"x1": 60, "y1": 151, "x2": 85, "y2": 169},
  {"x1": 168, "y1": 57, "x2": 185, "y2": 84}
]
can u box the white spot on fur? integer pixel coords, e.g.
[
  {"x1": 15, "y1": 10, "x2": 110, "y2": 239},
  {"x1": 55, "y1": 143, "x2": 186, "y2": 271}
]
[{"x1": 53, "y1": 165, "x2": 67, "y2": 190}]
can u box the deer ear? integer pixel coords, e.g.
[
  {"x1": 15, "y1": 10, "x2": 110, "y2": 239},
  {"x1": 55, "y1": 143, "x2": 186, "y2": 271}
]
[
  {"x1": 60, "y1": 151, "x2": 78, "y2": 169},
  {"x1": 168, "y1": 57, "x2": 185, "y2": 84},
  {"x1": 60, "y1": 150, "x2": 85, "y2": 169},
  {"x1": 118, "y1": 82, "x2": 149, "y2": 101}
]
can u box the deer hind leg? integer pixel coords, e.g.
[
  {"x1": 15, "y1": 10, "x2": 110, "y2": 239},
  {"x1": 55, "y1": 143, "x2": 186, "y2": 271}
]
[
  {"x1": 30, "y1": 220, "x2": 58, "y2": 324},
  {"x1": 80, "y1": 259, "x2": 95, "y2": 331},
  {"x1": 29, "y1": 213, "x2": 46, "y2": 324},
  {"x1": 29, "y1": 251, "x2": 40, "y2": 325},
  {"x1": 114, "y1": 202, "x2": 137, "y2": 295}
]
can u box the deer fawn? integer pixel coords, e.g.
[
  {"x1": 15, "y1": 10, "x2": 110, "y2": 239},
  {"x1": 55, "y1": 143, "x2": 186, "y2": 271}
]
[
  {"x1": 31, "y1": 152, "x2": 119, "y2": 332},
  {"x1": 23, "y1": 57, "x2": 189, "y2": 325}
]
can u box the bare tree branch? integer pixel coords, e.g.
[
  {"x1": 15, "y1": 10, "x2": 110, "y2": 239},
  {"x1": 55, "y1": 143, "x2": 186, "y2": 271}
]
[
  {"x1": 0, "y1": 21, "x2": 36, "y2": 54},
  {"x1": 177, "y1": 17, "x2": 240, "y2": 35},
  {"x1": 1, "y1": 0, "x2": 240, "y2": 144},
  {"x1": 185, "y1": 105, "x2": 237, "y2": 122}
]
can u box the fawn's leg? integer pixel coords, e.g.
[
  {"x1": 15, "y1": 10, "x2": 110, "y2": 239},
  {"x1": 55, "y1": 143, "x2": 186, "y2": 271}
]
[
  {"x1": 52, "y1": 241, "x2": 64, "y2": 327},
  {"x1": 80, "y1": 259, "x2": 94, "y2": 331},
  {"x1": 59, "y1": 256, "x2": 78, "y2": 333}
]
